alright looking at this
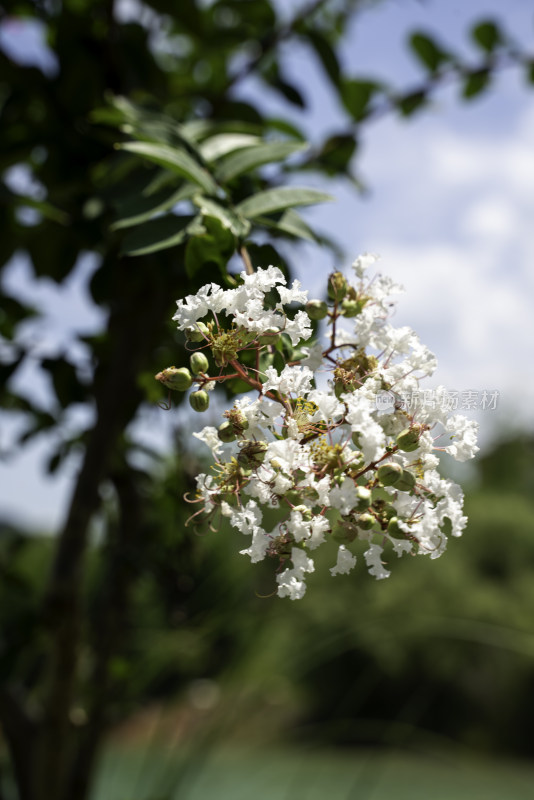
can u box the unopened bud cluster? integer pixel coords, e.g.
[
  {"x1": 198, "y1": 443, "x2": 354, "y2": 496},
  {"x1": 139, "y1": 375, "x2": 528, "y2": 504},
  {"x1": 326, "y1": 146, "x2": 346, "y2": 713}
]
[{"x1": 163, "y1": 255, "x2": 478, "y2": 600}]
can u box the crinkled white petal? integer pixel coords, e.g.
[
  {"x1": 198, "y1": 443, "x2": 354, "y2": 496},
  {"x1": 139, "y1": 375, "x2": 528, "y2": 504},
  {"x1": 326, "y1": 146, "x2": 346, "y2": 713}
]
[{"x1": 330, "y1": 545, "x2": 357, "y2": 576}]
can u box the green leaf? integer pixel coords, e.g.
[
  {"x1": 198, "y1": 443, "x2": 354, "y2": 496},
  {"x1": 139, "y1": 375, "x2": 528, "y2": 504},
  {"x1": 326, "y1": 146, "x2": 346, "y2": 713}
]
[
  {"x1": 462, "y1": 69, "x2": 491, "y2": 99},
  {"x1": 184, "y1": 216, "x2": 235, "y2": 278},
  {"x1": 193, "y1": 196, "x2": 250, "y2": 238},
  {"x1": 306, "y1": 30, "x2": 341, "y2": 85},
  {"x1": 199, "y1": 134, "x2": 261, "y2": 161},
  {"x1": 471, "y1": 20, "x2": 503, "y2": 52},
  {"x1": 236, "y1": 187, "x2": 333, "y2": 219},
  {"x1": 119, "y1": 215, "x2": 194, "y2": 257},
  {"x1": 111, "y1": 184, "x2": 196, "y2": 231},
  {"x1": 215, "y1": 141, "x2": 307, "y2": 183},
  {"x1": 118, "y1": 142, "x2": 218, "y2": 194},
  {"x1": 397, "y1": 89, "x2": 427, "y2": 116},
  {"x1": 410, "y1": 32, "x2": 450, "y2": 73},
  {"x1": 342, "y1": 79, "x2": 381, "y2": 122},
  {"x1": 255, "y1": 209, "x2": 317, "y2": 242}
]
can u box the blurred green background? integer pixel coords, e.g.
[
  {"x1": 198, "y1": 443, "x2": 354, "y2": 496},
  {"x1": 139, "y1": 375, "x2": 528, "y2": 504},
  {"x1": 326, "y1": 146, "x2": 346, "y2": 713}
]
[
  {"x1": 2, "y1": 435, "x2": 534, "y2": 799},
  {"x1": 2, "y1": 1, "x2": 534, "y2": 798}
]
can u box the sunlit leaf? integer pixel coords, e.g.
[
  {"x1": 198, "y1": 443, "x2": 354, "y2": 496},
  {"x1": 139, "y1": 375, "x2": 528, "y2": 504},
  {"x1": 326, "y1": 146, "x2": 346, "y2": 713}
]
[
  {"x1": 215, "y1": 141, "x2": 307, "y2": 182},
  {"x1": 193, "y1": 196, "x2": 250, "y2": 237},
  {"x1": 118, "y1": 142, "x2": 218, "y2": 194},
  {"x1": 236, "y1": 187, "x2": 333, "y2": 218},
  {"x1": 199, "y1": 134, "x2": 261, "y2": 161}
]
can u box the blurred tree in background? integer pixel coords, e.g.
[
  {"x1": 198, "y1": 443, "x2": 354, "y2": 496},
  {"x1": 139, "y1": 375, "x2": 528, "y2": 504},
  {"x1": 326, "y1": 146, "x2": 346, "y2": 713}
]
[{"x1": 1, "y1": 1, "x2": 534, "y2": 799}]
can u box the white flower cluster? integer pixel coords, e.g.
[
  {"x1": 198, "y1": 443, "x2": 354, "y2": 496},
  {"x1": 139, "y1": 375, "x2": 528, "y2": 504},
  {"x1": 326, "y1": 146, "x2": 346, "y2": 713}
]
[{"x1": 171, "y1": 255, "x2": 479, "y2": 600}]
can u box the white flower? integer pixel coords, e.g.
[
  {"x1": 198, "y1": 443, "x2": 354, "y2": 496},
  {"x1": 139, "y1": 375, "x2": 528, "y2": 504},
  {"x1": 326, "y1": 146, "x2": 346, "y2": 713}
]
[
  {"x1": 364, "y1": 544, "x2": 390, "y2": 580},
  {"x1": 242, "y1": 264, "x2": 285, "y2": 292},
  {"x1": 330, "y1": 545, "x2": 357, "y2": 576},
  {"x1": 444, "y1": 415, "x2": 480, "y2": 462},
  {"x1": 344, "y1": 391, "x2": 386, "y2": 463},
  {"x1": 300, "y1": 341, "x2": 324, "y2": 371},
  {"x1": 263, "y1": 364, "x2": 314, "y2": 396},
  {"x1": 329, "y1": 479, "x2": 358, "y2": 516},
  {"x1": 277, "y1": 279, "x2": 308, "y2": 306},
  {"x1": 239, "y1": 526, "x2": 271, "y2": 563},
  {"x1": 193, "y1": 426, "x2": 223, "y2": 458},
  {"x1": 229, "y1": 500, "x2": 262, "y2": 535},
  {"x1": 276, "y1": 572, "x2": 307, "y2": 600},
  {"x1": 276, "y1": 547, "x2": 315, "y2": 600},
  {"x1": 307, "y1": 390, "x2": 344, "y2": 422},
  {"x1": 352, "y1": 252, "x2": 379, "y2": 278},
  {"x1": 284, "y1": 310, "x2": 313, "y2": 345},
  {"x1": 309, "y1": 515, "x2": 329, "y2": 549}
]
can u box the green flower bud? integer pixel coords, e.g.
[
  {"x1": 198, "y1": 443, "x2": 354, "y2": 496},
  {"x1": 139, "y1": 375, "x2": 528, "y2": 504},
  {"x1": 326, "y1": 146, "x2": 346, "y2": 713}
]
[
  {"x1": 351, "y1": 431, "x2": 361, "y2": 447},
  {"x1": 395, "y1": 469, "x2": 416, "y2": 493},
  {"x1": 186, "y1": 322, "x2": 209, "y2": 343},
  {"x1": 293, "y1": 505, "x2": 312, "y2": 521},
  {"x1": 340, "y1": 298, "x2": 363, "y2": 318},
  {"x1": 396, "y1": 426, "x2": 422, "y2": 452},
  {"x1": 190, "y1": 351, "x2": 209, "y2": 375},
  {"x1": 355, "y1": 486, "x2": 372, "y2": 511},
  {"x1": 218, "y1": 421, "x2": 236, "y2": 443},
  {"x1": 377, "y1": 463, "x2": 403, "y2": 487},
  {"x1": 327, "y1": 271, "x2": 348, "y2": 302},
  {"x1": 357, "y1": 513, "x2": 375, "y2": 530},
  {"x1": 382, "y1": 504, "x2": 397, "y2": 521},
  {"x1": 387, "y1": 516, "x2": 403, "y2": 537},
  {"x1": 155, "y1": 366, "x2": 192, "y2": 392},
  {"x1": 306, "y1": 300, "x2": 328, "y2": 320},
  {"x1": 189, "y1": 390, "x2": 210, "y2": 412}
]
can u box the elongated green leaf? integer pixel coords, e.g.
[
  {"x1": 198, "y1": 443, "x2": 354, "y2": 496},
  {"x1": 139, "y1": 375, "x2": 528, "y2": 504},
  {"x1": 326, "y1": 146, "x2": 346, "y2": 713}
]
[
  {"x1": 193, "y1": 196, "x2": 250, "y2": 238},
  {"x1": 119, "y1": 215, "x2": 194, "y2": 257},
  {"x1": 215, "y1": 141, "x2": 307, "y2": 183},
  {"x1": 111, "y1": 185, "x2": 196, "y2": 231},
  {"x1": 199, "y1": 134, "x2": 261, "y2": 161},
  {"x1": 236, "y1": 187, "x2": 333, "y2": 219},
  {"x1": 410, "y1": 32, "x2": 450, "y2": 73},
  {"x1": 255, "y1": 209, "x2": 316, "y2": 242},
  {"x1": 118, "y1": 142, "x2": 218, "y2": 194}
]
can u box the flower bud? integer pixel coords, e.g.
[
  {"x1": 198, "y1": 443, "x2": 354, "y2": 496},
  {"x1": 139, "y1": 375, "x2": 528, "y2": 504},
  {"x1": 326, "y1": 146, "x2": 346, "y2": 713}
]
[
  {"x1": 387, "y1": 516, "x2": 403, "y2": 537},
  {"x1": 395, "y1": 469, "x2": 416, "y2": 493},
  {"x1": 357, "y1": 513, "x2": 375, "y2": 530},
  {"x1": 355, "y1": 486, "x2": 372, "y2": 511},
  {"x1": 218, "y1": 421, "x2": 236, "y2": 442},
  {"x1": 305, "y1": 300, "x2": 328, "y2": 320},
  {"x1": 190, "y1": 351, "x2": 209, "y2": 375},
  {"x1": 377, "y1": 463, "x2": 403, "y2": 487},
  {"x1": 186, "y1": 322, "x2": 209, "y2": 343},
  {"x1": 189, "y1": 390, "x2": 210, "y2": 412},
  {"x1": 327, "y1": 271, "x2": 348, "y2": 302},
  {"x1": 155, "y1": 367, "x2": 192, "y2": 392},
  {"x1": 293, "y1": 505, "x2": 312, "y2": 521},
  {"x1": 340, "y1": 298, "x2": 362, "y2": 318},
  {"x1": 396, "y1": 426, "x2": 422, "y2": 452}
]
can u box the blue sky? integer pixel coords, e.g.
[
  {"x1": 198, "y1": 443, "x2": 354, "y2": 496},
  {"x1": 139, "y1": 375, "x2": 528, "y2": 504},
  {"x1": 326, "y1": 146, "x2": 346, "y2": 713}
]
[{"x1": 1, "y1": 0, "x2": 533, "y2": 530}]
